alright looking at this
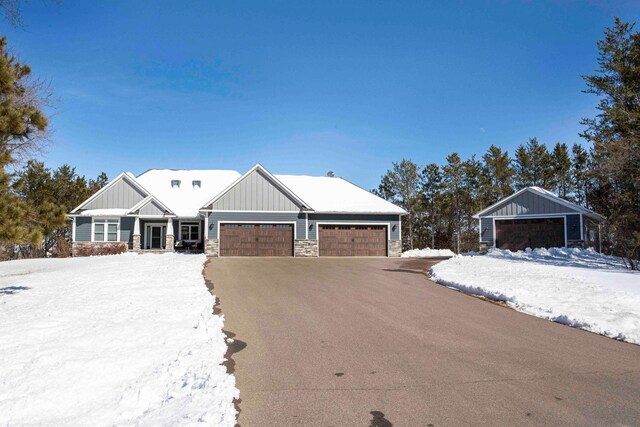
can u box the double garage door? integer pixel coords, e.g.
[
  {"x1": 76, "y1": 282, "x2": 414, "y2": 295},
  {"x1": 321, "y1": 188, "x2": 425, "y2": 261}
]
[
  {"x1": 495, "y1": 218, "x2": 565, "y2": 251},
  {"x1": 219, "y1": 223, "x2": 388, "y2": 256}
]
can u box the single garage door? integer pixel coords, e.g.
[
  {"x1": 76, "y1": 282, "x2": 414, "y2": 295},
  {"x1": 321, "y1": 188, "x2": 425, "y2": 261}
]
[
  {"x1": 495, "y1": 218, "x2": 565, "y2": 251},
  {"x1": 319, "y1": 225, "x2": 387, "y2": 256},
  {"x1": 220, "y1": 224, "x2": 293, "y2": 256}
]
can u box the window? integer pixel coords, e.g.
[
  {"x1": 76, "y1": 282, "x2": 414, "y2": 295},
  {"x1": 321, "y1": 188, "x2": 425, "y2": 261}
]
[
  {"x1": 171, "y1": 180, "x2": 181, "y2": 188},
  {"x1": 93, "y1": 218, "x2": 119, "y2": 242},
  {"x1": 192, "y1": 180, "x2": 201, "y2": 188},
  {"x1": 180, "y1": 222, "x2": 200, "y2": 242}
]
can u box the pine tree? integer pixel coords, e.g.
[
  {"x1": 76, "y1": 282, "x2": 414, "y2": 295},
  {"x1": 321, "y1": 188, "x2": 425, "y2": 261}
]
[
  {"x1": 442, "y1": 153, "x2": 465, "y2": 253},
  {"x1": 420, "y1": 163, "x2": 443, "y2": 249},
  {"x1": 551, "y1": 142, "x2": 572, "y2": 198},
  {"x1": 580, "y1": 18, "x2": 640, "y2": 268},
  {"x1": 513, "y1": 138, "x2": 553, "y2": 189},
  {"x1": 481, "y1": 145, "x2": 514, "y2": 204},
  {"x1": 571, "y1": 144, "x2": 590, "y2": 207}
]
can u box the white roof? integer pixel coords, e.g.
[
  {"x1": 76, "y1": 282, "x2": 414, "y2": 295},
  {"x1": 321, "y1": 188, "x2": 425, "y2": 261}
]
[
  {"x1": 136, "y1": 169, "x2": 241, "y2": 217},
  {"x1": 276, "y1": 175, "x2": 407, "y2": 214}
]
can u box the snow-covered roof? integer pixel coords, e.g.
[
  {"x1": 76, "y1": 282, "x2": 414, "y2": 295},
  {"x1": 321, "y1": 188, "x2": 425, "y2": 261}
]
[
  {"x1": 474, "y1": 186, "x2": 604, "y2": 220},
  {"x1": 276, "y1": 175, "x2": 407, "y2": 214},
  {"x1": 136, "y1": 169, "x2": 241, "y2": 217}
]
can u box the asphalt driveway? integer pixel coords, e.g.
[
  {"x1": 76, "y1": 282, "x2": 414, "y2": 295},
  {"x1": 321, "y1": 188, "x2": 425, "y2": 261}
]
[{"x1": 205, "y1": 257, "x2": 640, "y2": 426}]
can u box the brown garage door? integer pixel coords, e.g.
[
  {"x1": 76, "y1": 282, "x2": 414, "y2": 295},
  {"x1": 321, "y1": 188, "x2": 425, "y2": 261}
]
[
  {"x1": 220, "y1": 224, "x2": 293, "y2": 256},
  {"x1": 495, "y1": 218, "x2": 565, "y2": 251},
  {"x1": 319, "y1": 225, "x2": 387, "y2": 256}
]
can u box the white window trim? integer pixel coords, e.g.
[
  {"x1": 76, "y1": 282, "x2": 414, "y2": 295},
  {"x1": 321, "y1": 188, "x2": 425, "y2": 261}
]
[
  {"x1": 91, "y1": 217, "x2": 121, "y2": 242},
  {"x1": 179, "y1": 220, "x2": 201, "y2": 243}
]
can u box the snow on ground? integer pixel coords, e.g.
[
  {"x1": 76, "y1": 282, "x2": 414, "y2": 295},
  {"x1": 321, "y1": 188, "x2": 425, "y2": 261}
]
[
  {"x1": 401, "y1": 248, "x2": 456, "y2": 257},
  {"x1": 429, "y1": 247, "x2": 640, "y2": 345},
  {"x1": 0, "y1": 253, "x2": 238, "y2": 426}
]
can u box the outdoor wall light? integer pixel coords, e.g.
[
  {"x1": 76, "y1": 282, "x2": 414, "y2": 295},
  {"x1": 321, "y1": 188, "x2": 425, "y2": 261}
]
[
  {"x1": 392, "y1": 224, "x2": 397, "y2": 231},
  {"x1": 309, "y1": 224, "x2": 314, "y2": 230}
]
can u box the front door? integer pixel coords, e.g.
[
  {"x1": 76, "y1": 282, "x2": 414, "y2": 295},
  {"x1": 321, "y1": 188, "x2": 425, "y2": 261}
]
[{"x1": 146, "y1": 225, "x2": 166, "y2": 249}]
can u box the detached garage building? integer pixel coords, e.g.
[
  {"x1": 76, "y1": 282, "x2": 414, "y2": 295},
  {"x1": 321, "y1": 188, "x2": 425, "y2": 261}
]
[
  {"x1": 474, "y1": 186, "x2": 604, "y2": 252},
  {"x1": 70, "y1": 164, "x2": 406, "y2": 257}
]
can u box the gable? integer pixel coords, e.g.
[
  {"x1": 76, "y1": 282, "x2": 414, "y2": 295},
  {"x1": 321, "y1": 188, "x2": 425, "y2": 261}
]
[
  {"x1": 138, "y1": 199, "x2": 167, "y2": 216},
  {"x1": 211, "y1": 169, "x2": 302, "y2": 211},
  {"x1": 482, "y1": 189, "x2": 580, "y2": 217},
  {"x1": 82, "y1": 177, "x2": 147, "y2": 211}
]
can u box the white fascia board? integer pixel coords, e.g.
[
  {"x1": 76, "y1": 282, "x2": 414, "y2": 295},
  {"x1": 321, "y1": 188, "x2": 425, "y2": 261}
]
[{"x1": 126, "y1": 195, "x2": 175, "y2": 216}]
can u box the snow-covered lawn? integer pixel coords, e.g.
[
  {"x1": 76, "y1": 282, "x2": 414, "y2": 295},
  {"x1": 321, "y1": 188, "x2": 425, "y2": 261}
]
[
  {"x1": 0, "y1": 253, "x2": 238, "y2": 425},
  {"x1": 429, "y1": 248, "x2": 640, "y2": 345},
  {"x1": 402, "y1": 248, "x2": 456, "y2": 257}
]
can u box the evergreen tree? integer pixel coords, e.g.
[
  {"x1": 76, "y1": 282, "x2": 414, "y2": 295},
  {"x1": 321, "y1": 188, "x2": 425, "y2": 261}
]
[
  {"x1": 513, "y1": 138, "x2": 554, "y2": 189},
  {"x1": 420, "y1": 163, "x2": 444, "y2": 249},
  {"x1": 442, "y1": 153, "x2": 465, "y2": 253},
  {"x1": 376, "y1": 159, "x2": 420, "y2": 249},
  {"x1": 481, "y1": 145, "x2": 514, "y2": 204},
  {"x1": 581, "y1": 18, "x2": 640, "y2": 268},
  {"x1": 0, "y1": 37, "x2": 50, "y2": 253},
  {"x1": 571, "y1": 144, "x2": 590, "y2": 207},
  {"x1": 551, "y1": 142, "x2": 572, "y2": 198}
]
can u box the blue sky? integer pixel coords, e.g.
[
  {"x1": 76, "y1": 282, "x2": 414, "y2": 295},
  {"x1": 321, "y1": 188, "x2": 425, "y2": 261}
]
[{"x1": 4, "y1": 1, "x2": 639, "y2": 189}]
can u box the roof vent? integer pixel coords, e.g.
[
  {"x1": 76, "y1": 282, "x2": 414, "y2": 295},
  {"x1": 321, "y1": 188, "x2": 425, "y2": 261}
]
[
  {"x1": 171, "y1": 180, "x2": 181, "y2": 188},
  {"x1": 192, "y1": 180, "x2": 201, "y2": 188},
  {"x1": 326, "y1": 171, "x2": 335, "y2": 177}
]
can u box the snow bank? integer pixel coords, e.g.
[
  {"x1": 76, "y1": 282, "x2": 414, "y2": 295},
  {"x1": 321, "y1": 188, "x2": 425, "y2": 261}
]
[
  {"x1": 429, "y1": 248, "x2": 640, "y2": 344},
  {"x1": 401, "y1": 248, "x2": 456, "y2": 258},
  {"x1": 0, "y1": 253, "x2": 238, "y2": 425}
]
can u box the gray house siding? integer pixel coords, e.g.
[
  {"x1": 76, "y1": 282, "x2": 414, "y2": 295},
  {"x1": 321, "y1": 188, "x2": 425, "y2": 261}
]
[
  {"x1": 208, "y1": 211, "x2": 306, "y2": 240},
  {"x1": 307, "y1": 214, "x2": 401, "y2": 240},
  {"x1": 139, "y1": 200, "x2": 166, "y2": 216},
  {"x1": 211, "y1": 169, "x2": 300, "y2": 211},
  {"x1": 120, "y1": 217, "x2": 135, "y2": 247},
  {"x1": 566, "y1": 214, "x2": 581, "y2": 241},
  {"x1": 480, "y1": 218, "x2": 493, "y2": 242},
  {"x1": 75, "y1": 217, "x2": 92, "y2": 241},
  {"x1": 83, "y1": 177, "x2": 146, "y2": 210},
  {"x1": 483, "y1": 190, "x2": 577, "y2": 217}
]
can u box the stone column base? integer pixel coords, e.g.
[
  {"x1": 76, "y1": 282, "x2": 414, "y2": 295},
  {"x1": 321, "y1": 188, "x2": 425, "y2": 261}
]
[
  {"x1": 294, "y1": 240, "x2": 319, "y2": 257},
  {"x1": 132, "y1": 234, "x2": 141, "y2": 251},
  {"x1": 165, "y1": 235, "x2": 175, "y2": 251},
  {"x1": 388, "y1": 240, "x2": 402, "y2": 257},
  {"x1": 205, "y1": 238, "x2": 220, "y2": 257}
]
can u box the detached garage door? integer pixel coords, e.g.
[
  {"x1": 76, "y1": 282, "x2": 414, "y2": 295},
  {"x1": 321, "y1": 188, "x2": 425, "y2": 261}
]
[
  {"x1": 495, "y1": 218, "x2": 565, "y2": 251},
  {"x1": 319, "y1": 225, "x2": 387, "y2": 256},
  {"x1": 220, "y1": 224, "x2": 293, "y2": 256}
]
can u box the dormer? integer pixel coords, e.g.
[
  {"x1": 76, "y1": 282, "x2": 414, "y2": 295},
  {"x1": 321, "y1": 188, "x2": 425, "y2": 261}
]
[
  {"x1": 171, "y1": 180, "x2": 181, "y2": 188},
  {"x1": 192, "y1": 180, "x2": 201, "y2": 188}
]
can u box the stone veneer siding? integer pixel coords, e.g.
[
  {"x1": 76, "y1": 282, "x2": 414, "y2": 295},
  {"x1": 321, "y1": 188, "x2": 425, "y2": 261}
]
[
  {"x1": 388, "y1": 240, "x2": 402, "y2": 257},
  {"x1": 205, "y1": 238, "x2": 220, "y2": 257},
  {"x1": 72, "y1": 241, "x2": 128, "y2": 257},
  {"x1": 132, "y1": 234, "x2": 141, "y2": 251},
  {"x1": 294, "y1": 240, "x2": 318, "y2": 257}
]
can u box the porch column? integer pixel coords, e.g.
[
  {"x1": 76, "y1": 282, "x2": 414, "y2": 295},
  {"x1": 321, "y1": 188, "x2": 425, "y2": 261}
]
[
  {"x1": 165, "y1": 218, "x2": 174, "y2": 250},
  {"x1": 204, "y1": 215, "x2": 209, "y2": 240},
  {"x1": 132, "y1": 217, "x2": 141, "y2": 251}
]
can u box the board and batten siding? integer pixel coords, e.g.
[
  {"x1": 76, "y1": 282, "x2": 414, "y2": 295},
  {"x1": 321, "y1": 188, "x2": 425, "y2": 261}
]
[
  {"x1": 307, "y1": 214, "x2": 401, "y2": 241},
  {"x1": 138, "y1": 200, "x2": 166, "y2": 216},
  {"x1": 75, "y1": 216, "x2": 92, "y2": 241},
  {"x1": 83, "y1": 178, "x2": 146, "y2": 210},
  {"x1": 483, "y1": 191, "x2": 575, "y2": 217},
  {"x1": 211, "y1": 169, "x2": 300, "y2": 211},
  {"x1": 208, "y1": 211, "x2": 306, "y2": 240},
  {"x1": 120, "y1": 217, "x2": 135, "y2": 247},
  {"x1": 480, "y1": 218, "x2": 493, "y2": 242}
]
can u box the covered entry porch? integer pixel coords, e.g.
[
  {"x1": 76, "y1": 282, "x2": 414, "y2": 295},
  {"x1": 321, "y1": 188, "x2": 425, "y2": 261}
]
[{"x1": 133, "y1": 217, "x2": 205, "y2": 252}]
